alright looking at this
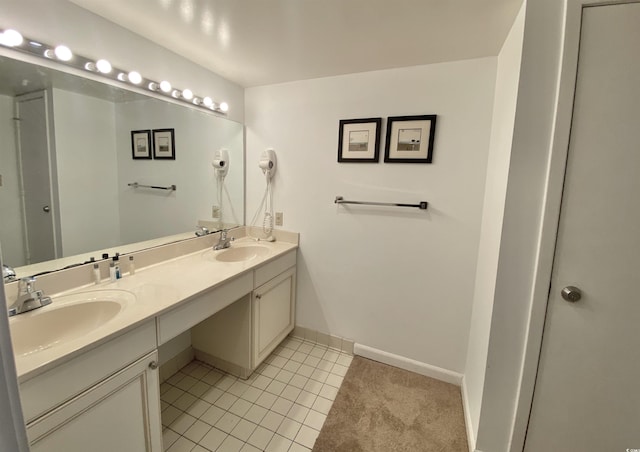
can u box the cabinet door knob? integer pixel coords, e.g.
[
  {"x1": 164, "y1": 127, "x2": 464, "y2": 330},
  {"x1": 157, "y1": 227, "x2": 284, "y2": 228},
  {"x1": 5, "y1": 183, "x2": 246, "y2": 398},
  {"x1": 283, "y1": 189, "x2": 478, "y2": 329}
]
[
  {"x1": 148, "y1": 361, "x2": 158, "y2": 370},
  {"x1": 255, "y1": 293, "x2": 262, "y2": 299}
]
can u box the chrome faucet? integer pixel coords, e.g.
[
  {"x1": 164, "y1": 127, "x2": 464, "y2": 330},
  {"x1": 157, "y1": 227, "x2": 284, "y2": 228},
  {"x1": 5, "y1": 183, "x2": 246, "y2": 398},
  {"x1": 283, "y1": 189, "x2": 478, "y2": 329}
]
[
  {"x1": 195, "y1": 225, "x2": 210, "y2": 237},
  {"x1": 214, "y1": 229, "x2": 234, "y2": 250},
  {"x1": 7, "y1": 276, "x2": 52, "y2": 317},
  {"x1": 2, "y1": 264, "x2": 16, "y2": 282}
]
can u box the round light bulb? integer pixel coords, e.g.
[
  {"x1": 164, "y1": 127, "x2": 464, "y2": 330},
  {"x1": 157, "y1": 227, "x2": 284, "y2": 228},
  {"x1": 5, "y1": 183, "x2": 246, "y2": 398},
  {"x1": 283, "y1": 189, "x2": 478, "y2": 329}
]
[
  {"x1": 182, "y1": 89, "x2": 193, "y2": 100},
  {"x1": 96, "y1": 59, "x2": 112, "y2": 74},
  {"x1": 1, "y1": 29, "x2": 24, "y2": 47},
  {"x1": 84, "y1": 62, "x2": 97, "y2": 71},
  {"x1": 148, "y1": 82, "x2": 159, "y2": 91},
  {"x1": 43, "y1": 49, "x2": 55, "y2": 59},
  {"x1": 202, "y1": 96, "x2": 213, "y2": 107},
  {"x1": 54, "y1": 45, "x2": 73, "y2": 61},
  {"x1": 192, "y1": 97, "x2": 201, "y2": 105},
  {"x1": 128, "y1": 71, "x2": 142, "y2": 84},
  {"x1": 220, "y1": 102, "x2": 229, "y2": 112},
  {"x1": 171, "y1": 89, "x2": 181, "y2": 98},
  {"x1": 160, "y1": 81, "x2": 172, "y2": 93},
  {"x1": 117, "y1": 72, "x2": 127, "y2": 81}
]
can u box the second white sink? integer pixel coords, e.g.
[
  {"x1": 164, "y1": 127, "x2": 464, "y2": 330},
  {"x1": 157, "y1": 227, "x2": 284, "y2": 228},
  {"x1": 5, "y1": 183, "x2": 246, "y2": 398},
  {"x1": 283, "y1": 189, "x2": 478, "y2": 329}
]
[
  {"x1": 201, "y1": 243, "x2": 271, "y2": 263},
  {"x1": 216, "y1": 245, "x2": 270, "y2": 262}
]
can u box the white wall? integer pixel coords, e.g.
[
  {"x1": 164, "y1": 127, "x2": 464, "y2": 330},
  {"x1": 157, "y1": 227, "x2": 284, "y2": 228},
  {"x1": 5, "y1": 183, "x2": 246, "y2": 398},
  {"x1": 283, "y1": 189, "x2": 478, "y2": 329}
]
[
  {"x1": 246, "y1": 58, "x2": 497, "y2": 374},
  {"x1": 475, "y1": 1, "x2": 566, "y2": 451},
  {"x1": 115, "y1": 98, "x2": 244, "y2": 245},
  {"x1": 464, "y1": 3, "x2": 526, "y2": 447},
  {"x1": 0, "y1": 0, "x2": 244, "y2": 123},
  {"x1": 0, "y1": 95, "x2": 26, "y2": 266},
  {"x1": 51, "y1": 88, "x2": 121, "y2": 256},
  {"x1": 0, "y1": 254, "x2": 28, "y2": 451}
]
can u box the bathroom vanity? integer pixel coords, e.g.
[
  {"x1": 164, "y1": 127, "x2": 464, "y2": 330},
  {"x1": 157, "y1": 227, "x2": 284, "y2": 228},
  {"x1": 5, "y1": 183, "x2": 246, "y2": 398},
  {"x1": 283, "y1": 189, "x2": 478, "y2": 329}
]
[{"x1": 7, "y1": 229, "x2": 298, "y2": 451}]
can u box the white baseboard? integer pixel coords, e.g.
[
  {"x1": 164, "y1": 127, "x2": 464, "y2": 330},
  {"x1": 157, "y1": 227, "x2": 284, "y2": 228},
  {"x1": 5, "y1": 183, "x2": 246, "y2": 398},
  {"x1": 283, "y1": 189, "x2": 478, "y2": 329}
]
[
  {"x1": 291, "y1": 326, "x2": 354, "y2": 355},
  {"x1": 158, "y1": 347, "x2": 195, "y2": 383},
  {"x1": 461, "y1": 376, "x2": 476, "y2": 452},
  {"x1": 353, "y1": 343, "x2": 463, "y2": 386}
]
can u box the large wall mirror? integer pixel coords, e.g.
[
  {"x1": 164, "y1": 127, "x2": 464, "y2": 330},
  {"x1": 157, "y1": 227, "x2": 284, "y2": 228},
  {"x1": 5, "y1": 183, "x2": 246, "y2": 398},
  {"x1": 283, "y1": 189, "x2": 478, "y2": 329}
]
[{"x1": 0, "y1": 55, "x2": 244, "y2": 279}]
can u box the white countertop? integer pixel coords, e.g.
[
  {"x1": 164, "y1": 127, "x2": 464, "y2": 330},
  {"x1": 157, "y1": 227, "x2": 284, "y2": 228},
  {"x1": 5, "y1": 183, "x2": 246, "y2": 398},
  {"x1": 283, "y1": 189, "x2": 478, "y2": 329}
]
[{"x1": 10, "y1": 237, "x2": 298, "y2": 382}]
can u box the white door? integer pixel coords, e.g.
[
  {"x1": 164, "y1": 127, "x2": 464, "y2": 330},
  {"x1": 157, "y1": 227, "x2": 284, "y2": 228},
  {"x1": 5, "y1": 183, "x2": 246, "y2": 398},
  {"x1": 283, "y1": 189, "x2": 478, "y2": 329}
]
[
  {"x1": 524, "y1": 3, "x2": 640, "y2": 451},
  {"x1": 15, "y1": 92, "x2": 58, "y2": 264}
]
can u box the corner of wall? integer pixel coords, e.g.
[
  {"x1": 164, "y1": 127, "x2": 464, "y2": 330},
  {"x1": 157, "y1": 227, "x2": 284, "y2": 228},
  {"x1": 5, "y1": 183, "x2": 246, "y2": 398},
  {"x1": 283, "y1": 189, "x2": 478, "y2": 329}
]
[
  {"x1": 463, "y1": 0, "x2": 527, "y2": 447},
  {"x1": 461, "y1": 375, "x2": 476, "y2": 452},
  {"x1": 475, "y1": 0, "x2": 565, "y2": 450}
]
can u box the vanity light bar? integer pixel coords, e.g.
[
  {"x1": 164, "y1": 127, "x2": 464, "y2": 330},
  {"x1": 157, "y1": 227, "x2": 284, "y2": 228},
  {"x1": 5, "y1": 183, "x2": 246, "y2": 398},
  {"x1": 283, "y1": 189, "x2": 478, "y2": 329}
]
[{"x1": 0, "y1": 28, "x2": 229, "y2": 115}]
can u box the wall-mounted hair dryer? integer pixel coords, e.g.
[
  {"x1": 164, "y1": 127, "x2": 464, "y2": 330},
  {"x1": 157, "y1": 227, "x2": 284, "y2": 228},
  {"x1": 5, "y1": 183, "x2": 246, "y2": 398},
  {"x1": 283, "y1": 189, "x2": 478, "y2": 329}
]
[
  {"x1": 212, "y1": 149, "x2": 229, "y2": 177},
  {"x1": 249, "y1": 148, "x2": 277, "y2": 242},
  {"x1": 259, "y1": 148, "x2": 276, "y2": 180}
]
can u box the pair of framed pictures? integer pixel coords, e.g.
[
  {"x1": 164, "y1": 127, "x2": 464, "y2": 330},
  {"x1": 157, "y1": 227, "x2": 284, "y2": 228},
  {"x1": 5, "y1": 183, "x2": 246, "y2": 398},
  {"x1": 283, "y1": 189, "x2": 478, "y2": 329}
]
[
  {"x1": 131, "y1": 129, "x2": 175, "y2": 160},
  {"x1": 338, "y1": 115, "x2": 437, "y2": 163}
]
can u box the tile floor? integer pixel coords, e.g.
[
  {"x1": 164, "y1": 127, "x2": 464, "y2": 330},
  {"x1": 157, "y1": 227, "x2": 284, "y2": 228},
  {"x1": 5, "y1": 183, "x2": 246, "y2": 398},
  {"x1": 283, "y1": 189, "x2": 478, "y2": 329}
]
[{"x1": 160, "y1": 336, "x2": 353, "y2": 452}]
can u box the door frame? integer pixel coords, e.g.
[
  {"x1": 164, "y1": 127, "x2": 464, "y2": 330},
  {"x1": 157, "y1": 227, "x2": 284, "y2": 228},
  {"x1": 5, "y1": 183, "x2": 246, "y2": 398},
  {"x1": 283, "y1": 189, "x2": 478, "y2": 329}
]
[
  {"x1": 14, "y1": 90, "x2": 63, "y2": 263},
  {"x1": 511, "y1": 1, "x2": 640, "y2": 450}
]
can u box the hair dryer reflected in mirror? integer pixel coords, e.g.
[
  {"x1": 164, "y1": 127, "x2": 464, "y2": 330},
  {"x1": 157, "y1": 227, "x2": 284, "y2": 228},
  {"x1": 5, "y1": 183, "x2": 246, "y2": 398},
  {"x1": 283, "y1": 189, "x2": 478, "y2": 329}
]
[{"x1": 212, "y1": 149, "x2": 229, "y2": 177}]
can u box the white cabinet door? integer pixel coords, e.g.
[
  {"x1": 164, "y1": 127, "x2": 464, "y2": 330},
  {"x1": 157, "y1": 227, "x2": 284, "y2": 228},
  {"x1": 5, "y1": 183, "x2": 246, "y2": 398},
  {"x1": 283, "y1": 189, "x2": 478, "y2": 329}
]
[
  {"x1": 27, "y1": 351, "x2": 162, "y2": 452},
  {"x1": 253, "y1": 267, "x2": 296, "y2": 366}
]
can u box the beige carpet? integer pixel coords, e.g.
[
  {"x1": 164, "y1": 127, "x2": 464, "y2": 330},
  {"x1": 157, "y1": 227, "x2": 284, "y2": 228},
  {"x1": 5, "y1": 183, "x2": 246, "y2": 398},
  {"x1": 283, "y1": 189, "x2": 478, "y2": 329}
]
[{"x1": 313, "y1": 357, "x2": 468, "y2": 452}]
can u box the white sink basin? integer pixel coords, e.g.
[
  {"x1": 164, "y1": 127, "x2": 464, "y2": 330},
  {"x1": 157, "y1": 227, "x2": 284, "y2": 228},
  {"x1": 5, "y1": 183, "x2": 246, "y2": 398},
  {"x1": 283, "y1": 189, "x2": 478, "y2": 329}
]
[
  {"x1": 9, "y1": 290, "x2": 134, "y2": 357},
  {"x1": 203, "y1": 244, "x2": 271, "y2": 263}
]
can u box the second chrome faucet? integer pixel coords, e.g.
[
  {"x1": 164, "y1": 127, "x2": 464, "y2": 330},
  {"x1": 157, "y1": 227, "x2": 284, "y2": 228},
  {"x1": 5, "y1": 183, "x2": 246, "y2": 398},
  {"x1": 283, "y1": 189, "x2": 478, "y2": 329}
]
[{"x1": 214, "y1": 229, "x2": 234, "y2": 250}]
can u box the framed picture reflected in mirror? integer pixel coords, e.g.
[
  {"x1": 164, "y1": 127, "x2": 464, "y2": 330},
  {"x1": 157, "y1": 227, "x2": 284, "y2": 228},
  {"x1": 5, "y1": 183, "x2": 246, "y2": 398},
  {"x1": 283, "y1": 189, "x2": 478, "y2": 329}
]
[
  {"x1": 153, "y1": 128, "x2": 176, "y2": 160},
  {"x1": 131, "y1": 129, "x2": 152, "y2": 159}
]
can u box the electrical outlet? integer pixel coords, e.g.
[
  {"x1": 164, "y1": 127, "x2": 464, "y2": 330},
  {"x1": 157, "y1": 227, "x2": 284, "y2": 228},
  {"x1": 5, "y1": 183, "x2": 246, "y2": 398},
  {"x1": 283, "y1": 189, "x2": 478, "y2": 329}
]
[
  {"x1": 212, "y1": 205, "x2": 220, "y2": 218},
  {"x1": 275, "y1": 212, "x2": 283, "y2": 226}
]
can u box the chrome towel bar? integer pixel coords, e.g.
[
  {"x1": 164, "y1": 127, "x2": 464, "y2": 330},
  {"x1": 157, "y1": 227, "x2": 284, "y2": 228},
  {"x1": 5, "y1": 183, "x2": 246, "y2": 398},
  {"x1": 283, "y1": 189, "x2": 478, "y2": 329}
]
[
  {"x1": 335, "y1": 196, "x2": 428, "y2": 210},
  {"x1": 128, "y1": 182, "x2": 177, "y2": 191}
]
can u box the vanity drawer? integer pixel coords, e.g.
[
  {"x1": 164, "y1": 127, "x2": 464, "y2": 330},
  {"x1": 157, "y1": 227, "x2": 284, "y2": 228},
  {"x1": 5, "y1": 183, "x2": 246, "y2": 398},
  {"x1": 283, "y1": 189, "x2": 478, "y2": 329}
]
[
  {"x1": 254, "y1": 250, "x2": 297, "y2": 288},
  {"x1": 19, "y1": 319, "x2": 156, "y2": 423},
  {"x1": 157, "y1": 272, "x2": 253, "y2": 345}
]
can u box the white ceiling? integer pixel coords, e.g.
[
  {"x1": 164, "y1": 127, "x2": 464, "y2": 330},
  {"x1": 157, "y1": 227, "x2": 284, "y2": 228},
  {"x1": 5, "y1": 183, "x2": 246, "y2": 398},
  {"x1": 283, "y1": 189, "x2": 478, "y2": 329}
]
[{"x1": 70, "y1": 0, "x2": 523, "y2": 88}]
